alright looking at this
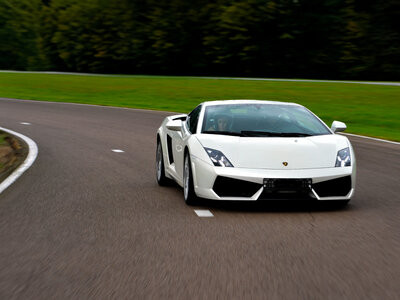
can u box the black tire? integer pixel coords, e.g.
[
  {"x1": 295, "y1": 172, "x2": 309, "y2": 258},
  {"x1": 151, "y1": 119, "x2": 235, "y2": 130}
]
[
  {"x1": 324, "y1": 199, "x2": 350, "y2": 209},
  {"x1": 336, "y1": 199, "x2": 350, "y2": 207},
  {"x1": 156, "y1": 140, "x2": 169, "y2": 186},
  {"x1": 183, "y1": 152, "x2": 198, "y2": 205}
]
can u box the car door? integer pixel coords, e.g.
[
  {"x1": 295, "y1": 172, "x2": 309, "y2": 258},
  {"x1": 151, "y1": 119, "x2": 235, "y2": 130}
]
[{"x1": 172, "y1": 105, "x2": 201, "y2": 183}]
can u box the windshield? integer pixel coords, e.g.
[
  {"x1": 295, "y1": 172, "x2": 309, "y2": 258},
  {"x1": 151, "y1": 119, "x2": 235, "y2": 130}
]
[{"x1": 201, "y1": 103, "x2": 331, "y2": 137}]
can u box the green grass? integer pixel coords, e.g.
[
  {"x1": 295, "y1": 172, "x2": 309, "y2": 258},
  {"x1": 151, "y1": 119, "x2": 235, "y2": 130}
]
[
  {"x1": 0, "y1": 132, "x2": 7, "y2": 146},
  {"x1": 0, "y1": 132, "x2": 8, "y2": 171},
  {"x1": 0, "y1": 72, "x2": 399, "y2": 141}
]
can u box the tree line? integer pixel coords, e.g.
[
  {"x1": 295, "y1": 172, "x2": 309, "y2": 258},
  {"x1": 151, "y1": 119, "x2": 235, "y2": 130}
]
[{"x1": 1, "y1": 0, "x2": 399, "y2": 80}]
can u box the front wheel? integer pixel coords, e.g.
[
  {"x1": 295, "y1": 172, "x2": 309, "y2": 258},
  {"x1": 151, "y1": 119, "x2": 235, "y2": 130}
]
[
  {"x1": 183, "y1": 153, "x2": 198, "y2": 205},
  {"x1": 156, "y1": 140, "x2": 169, "y2": 186},
  {"x1": 335, "y1": 199, "x2": 350, "y2": 207},
  {"x1": 323, "y1": 199, "x2": 350, "y2": 209}
]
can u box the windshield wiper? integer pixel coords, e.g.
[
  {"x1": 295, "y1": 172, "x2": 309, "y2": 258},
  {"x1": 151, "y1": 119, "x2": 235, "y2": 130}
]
[
  {"x1": 203, "y1": 130, "x2": 312, "y2": 137},
  {"x1": 202, "y1": 130, "x2": 244, "y2": 137},
  {"x1": 279, "y1": 132, "x2": 312, "y2": 137},
  {"x1": 241, "y1": 131, "x2": 312, "y2": 137},
  {"x1": 241, "y1": 131, "x2": 281, "y2": 137}
]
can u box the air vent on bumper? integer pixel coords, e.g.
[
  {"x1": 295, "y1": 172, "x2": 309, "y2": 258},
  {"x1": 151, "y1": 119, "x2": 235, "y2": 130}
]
[
  {"x1": 313, "y1": 176, "x2": 352, "y2": 197},
  {"x1": 213, "y1": 176, "x2": 262, "y2": 198}
]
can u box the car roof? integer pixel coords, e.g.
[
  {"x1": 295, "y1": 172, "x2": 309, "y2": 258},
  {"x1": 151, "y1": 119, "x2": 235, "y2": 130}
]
[{"x1": 200, "y1": 99, "x2": 303, "y2": 107}]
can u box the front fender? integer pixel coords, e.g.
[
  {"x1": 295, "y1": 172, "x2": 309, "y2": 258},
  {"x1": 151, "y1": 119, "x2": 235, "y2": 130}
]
[{"x1": 187, "y1": 135, "x2": 214, "y2": 191}]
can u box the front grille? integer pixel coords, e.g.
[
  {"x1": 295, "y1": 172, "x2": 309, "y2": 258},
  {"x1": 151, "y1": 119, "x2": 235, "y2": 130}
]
[
  {"x1": 263, "y1": 178, "x2": 312, "y2": 192},
  {"x1": 259, "y1": 178, "x2": 314, "y2": 200},
  {"x1": 313, "y1": 176, "x2": 352, "y2": 197},
  {"x1": 213, "y1": 176, "x2": 262, "y2": 197}
]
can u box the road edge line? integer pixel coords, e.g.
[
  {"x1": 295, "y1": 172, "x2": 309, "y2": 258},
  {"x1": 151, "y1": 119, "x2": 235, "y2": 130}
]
[
  {"x1": 0, "y1": 127, "x2": 38, "y2": 194},
  {"x1": 340, "y1": 132, "x2": 400, "y2": 145},
  {"x1": 1, "y1": 70, "x2": 399, "y2": 86}
]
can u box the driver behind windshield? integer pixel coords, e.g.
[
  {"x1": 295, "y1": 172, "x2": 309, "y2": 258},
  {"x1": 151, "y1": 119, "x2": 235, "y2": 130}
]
[{"x1": 208, "y1": 114, "x2": 231, "y2": 131}]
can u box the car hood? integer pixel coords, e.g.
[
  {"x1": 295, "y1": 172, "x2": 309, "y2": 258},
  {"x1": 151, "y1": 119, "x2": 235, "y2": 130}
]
[{"x1": 196, "y1": 134, "x2": 349, "y2": 169}]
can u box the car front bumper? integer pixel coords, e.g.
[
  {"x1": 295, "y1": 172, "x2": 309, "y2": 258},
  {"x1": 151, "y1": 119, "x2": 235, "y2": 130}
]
[{"x1": 191, "y1": 155, "x2": 355, "y2": 201}]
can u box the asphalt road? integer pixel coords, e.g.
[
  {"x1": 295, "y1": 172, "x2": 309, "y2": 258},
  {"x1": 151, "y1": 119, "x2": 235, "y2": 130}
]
[{"x1": 0, "y1": 98, "x2": 399, "y2": 299}]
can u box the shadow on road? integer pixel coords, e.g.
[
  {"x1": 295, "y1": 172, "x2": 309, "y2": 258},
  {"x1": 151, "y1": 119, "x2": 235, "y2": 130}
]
[{"x1": 194, "y1": 199, "x2": 352, "y2": 213}]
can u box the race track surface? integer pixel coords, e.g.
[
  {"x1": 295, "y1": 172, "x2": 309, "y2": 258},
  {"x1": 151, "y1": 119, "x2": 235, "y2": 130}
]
[{"x1": 0, "y1": 98, "x2": 399, "y2": 299}]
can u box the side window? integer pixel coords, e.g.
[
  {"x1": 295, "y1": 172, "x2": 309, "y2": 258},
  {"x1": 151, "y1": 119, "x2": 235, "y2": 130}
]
[{"x1": 187, "y1": 105, "x2": 201, "y2": 134}]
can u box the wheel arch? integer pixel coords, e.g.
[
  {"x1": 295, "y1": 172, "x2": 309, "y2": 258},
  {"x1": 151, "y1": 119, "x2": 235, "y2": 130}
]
[
  {"x1": 156, "y1": 131, "x2": 173, "y2": 180},
  {"x1": 184, "y1": 145, "x2": 190, "y2": 158}
]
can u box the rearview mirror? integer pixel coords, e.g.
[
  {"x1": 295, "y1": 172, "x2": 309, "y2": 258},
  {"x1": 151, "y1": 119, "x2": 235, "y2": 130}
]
[
  {"x1": 166, "y1": 120, "x2": 182, "y2": 131},
  {"x1": 331, "y1": 121, "x2": 347, "y2": 133}
]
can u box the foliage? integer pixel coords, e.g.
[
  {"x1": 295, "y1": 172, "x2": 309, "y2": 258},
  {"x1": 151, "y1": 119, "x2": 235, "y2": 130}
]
[
  {"x1": 0, "y1": 132, "x2": 7, "y2": 146},
  {"x1": 0, "y1": 0, "x2": 399, "y2": 79},
  {"x1": 0, "y1": 0, "x2": 42, "y2": 69}
]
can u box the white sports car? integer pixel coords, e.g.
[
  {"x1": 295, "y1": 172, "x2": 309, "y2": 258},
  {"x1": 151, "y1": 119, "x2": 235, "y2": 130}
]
[{"x1": 156, "y1": 100, "x2": 356, "y2": 205}]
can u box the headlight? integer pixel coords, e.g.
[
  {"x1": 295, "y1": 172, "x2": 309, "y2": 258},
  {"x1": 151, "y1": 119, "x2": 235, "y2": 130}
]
[
  {"x1": 335, "y1": 147, "x2": 351, "y2": 167},
  {"x1": 204, "y1": 147, "x2": 234, "y2": 167}
]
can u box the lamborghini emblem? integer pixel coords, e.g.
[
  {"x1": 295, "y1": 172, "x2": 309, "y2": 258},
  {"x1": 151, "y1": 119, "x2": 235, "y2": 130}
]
[{"x1": 282, "y1": 162, "x2": 288, "y2": 166}]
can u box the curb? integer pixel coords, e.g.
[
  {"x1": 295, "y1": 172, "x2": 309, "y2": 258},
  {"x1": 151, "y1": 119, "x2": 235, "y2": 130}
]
[{"x1": 0, "y1": 127, "x2": 38, "y2": 195}]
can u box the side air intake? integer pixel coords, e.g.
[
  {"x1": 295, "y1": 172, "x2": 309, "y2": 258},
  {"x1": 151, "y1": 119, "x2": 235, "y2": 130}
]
[
  {"x1": 213, "y1": 176, "x2": 261, "y2": 198},
  {"x1": 313, "y1": 176, "x2": 352, "y2": 197}
]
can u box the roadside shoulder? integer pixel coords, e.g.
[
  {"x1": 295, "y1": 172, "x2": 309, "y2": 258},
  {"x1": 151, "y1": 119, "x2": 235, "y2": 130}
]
[
  {"x1": 0, "y1": 127, "x2": 38, "y2": 194},
  {"x1": 0, "y1": 131, "x2": 28, "y2": 182}
]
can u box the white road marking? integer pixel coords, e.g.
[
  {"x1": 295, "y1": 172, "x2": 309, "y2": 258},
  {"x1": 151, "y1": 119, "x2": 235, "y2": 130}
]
[
  {"x1": 200, "y1": 77, "x2": 400, "y2": 86},
  {"x1": 0, "y1": 127, "x2": 38, "y2": 194},
  {"x1": 20, "y1": 122, "x2": 31, "y2": 125},
  {"x1": 194, "y1": 210, "x2": 214, "y2": 217},
  {"x1": 112, "y1": 149, "x2": 124, "y2": 153},
  {"x1": 341, "y1": 133, "x2": 400, "y2": 145},
  {"x1": 1, "y1": 70, "x2": 399, "y2": 86}
]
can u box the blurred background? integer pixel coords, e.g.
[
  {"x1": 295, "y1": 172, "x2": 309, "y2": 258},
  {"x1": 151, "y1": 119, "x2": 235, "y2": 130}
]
[{"x1": 0, "y1": 0, "x2": 399, "y2": 80}]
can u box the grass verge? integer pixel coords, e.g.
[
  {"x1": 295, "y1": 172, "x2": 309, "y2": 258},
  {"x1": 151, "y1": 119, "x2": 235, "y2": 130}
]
[
  {"x1": 0, "y1": 133, "x2": 7, "y2": 146},
  {"x1": 0, "y1": 72, "x2": 399, "y2": 141}
]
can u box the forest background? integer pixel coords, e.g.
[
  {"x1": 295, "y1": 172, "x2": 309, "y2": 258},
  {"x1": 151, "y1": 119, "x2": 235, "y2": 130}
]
[{"x1": 0, "y1": 0, "x2": 399, "y2": 80}]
